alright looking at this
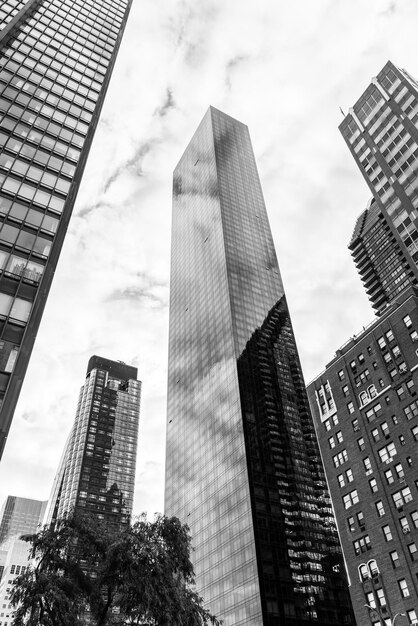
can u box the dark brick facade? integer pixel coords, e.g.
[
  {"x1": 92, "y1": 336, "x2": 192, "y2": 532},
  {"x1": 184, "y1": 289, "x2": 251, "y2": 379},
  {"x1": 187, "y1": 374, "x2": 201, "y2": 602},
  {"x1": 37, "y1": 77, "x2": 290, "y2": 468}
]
[{"x1": 308, "y1": 287, "x2": 418, "y2": 626}]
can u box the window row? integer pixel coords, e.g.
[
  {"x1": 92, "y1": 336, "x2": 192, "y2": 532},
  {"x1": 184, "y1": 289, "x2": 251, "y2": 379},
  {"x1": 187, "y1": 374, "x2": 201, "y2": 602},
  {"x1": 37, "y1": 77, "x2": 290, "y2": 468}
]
[{"x1": 0, "y1": 223, "x2": 52, "y2": 258}]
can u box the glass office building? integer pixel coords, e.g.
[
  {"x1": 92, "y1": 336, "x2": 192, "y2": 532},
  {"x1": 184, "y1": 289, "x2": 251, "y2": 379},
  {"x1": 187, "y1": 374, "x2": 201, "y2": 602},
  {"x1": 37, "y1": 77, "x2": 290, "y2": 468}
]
[
  {"x1": 340, "y1": 61, "x2": 418, "y2": 314},
  {"x1": 165, "y1": 107, "x2": 354, "y2": 625},
  {"x1": 0, "y1": 0, "x2": 132, "y2": 459},
  {"x1": 45, "y1": 356, "x2": 141, "y2": 526}
]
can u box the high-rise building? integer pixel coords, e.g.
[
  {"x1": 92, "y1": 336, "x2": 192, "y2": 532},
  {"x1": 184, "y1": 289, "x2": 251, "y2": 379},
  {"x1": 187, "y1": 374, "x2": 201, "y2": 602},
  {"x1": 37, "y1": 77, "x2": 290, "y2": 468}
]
[
  {"x1": 44, "y1": 356, "x2": 141, "y2": 526},
  {"x1": 0, "y1": 0, "x2": 133, "y2": 459},
  {"x1": 0, "y1": 495, "x2": 46, "y2": 547},
  {"x1": 165, "y1": 107, "x2": 354, "y2": 626},
  {"x1": 0, "y1": 495, "x2": 46, "y2": 605},
  {"x1": 307, "y1": 286, "x2": 418, "y2": 626},
  {"x1": 340, "y1": 61, "x2": 418, "y2": 314}
]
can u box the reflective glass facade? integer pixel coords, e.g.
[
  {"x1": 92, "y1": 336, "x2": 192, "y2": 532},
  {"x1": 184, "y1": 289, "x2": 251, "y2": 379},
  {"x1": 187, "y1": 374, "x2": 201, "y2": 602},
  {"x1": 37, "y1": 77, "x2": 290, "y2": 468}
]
[
  {"x1": 45, "y1": 356, "x2": 141, "y2": 526},
  {"x1": 166, "y1": 107, "x2": 354, "y2": 625},
  {"x1": 0, "y1": 0, "x2": 132, "y2": 459},
  {"x1": 341, "y1": 61, "x2": 418, "y2": 314}
]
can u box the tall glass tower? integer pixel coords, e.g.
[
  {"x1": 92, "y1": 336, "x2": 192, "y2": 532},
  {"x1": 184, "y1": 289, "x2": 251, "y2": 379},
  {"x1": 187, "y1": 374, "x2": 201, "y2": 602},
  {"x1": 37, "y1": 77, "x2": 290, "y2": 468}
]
[
  {"x1": 165, "y1": 107, "x2": 354, "y2": 625},
  {"x1": 0, "y1": 0, "x2": 132, "y2": 458},
  {"x1": 44, "y1": 356, "x2": 141, "y2": 526}
]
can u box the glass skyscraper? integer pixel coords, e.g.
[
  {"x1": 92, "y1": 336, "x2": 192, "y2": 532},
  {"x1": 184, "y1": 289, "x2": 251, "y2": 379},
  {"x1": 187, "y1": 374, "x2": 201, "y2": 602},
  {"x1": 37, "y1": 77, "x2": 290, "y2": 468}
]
[
  {"x1": 45, "y1": 356, "x2": 141, "y2": 526},
  {"x1": 340, "y1": 61, "x2": 418, "y2": 314},
  {"x1": 165, "y1": 107, "x2": 354, "y2": 625},
  {"x1": 0, "y1": 0, "x2": 132, "y2": 459}
]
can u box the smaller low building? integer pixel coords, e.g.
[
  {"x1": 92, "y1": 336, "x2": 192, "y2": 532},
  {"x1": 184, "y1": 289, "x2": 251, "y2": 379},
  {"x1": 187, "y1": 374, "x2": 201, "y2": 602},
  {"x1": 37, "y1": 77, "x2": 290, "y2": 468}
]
[{"x1": 307, "y1": 287, "x2": 418, "y2": 626}]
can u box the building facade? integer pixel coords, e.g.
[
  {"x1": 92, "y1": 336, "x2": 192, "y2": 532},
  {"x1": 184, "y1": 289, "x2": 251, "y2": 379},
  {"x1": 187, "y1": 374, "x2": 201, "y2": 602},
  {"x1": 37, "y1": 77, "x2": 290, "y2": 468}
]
[
  {"x1": 307, "y1": 287, "x2": 418, "y2": 626},
  {"x1": 0, "y1": 495, "x2": 46, "y2": 547},
  {"x1": 340, "y1": 61, "x2": 418, "y2": 314},
  {"x1": 165, "y1": 107, "x2": 354, "y2": 625},
  {"x1": 45, "y1": 356, "x2": 140, "y2": 526},
  {"x1": 0, "y1": 0, "x2": 132, "y2": 459},
  {"x1": 0, "y1": 495, "x2": 46, "y2": 625}
]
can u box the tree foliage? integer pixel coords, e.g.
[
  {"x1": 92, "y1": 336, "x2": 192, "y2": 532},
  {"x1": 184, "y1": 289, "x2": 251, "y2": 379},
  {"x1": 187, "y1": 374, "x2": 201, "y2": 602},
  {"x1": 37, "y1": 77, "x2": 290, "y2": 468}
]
[{"x1": 10, "y1": 514, "x2": 221, "y2": 626}]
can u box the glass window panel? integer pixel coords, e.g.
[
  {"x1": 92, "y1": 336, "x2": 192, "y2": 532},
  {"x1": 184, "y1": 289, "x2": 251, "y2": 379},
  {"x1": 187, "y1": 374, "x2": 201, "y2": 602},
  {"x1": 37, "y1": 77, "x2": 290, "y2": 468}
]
[
  {"x1": 2, "y1": 178, "x2": 21, "y2": 195},
  {"x1": 0, "y1": 197, "x2": 13, "y2": 215},
  {"x1": 0, "y1": 294, "x2": 13, "y2": 317},
  {"x1": 33, "y1": 235, "x2": 51, "y2": 256},
  {"x1": 18, "y1": 182, "x2": 36, "y2": 201},
  {"x1": 41, "y1": 214, "x2": 58, "y2": 233},
  {"x1": 0, "y1": 223, "x2": 19, "y2": 244},
  {"x1": 9, "y1": 202, "x2": 28, "y2": 221},
  {"x1": 0, "y1": 250, "x2": 8, "y2": 270},
  {"x1": 24, "y1": 259, "x2": 43, "y2": 281},
  {"x1": 10, "y1": 297, "x2": 31, "y2": 322},
  {"x1": 7, "y1": 254, "x2": 28, "y2": 277},
  {"x1": 26, "y1": 208, "x2": 43, "y2": 227},
  {"x1": 16, "y1": 230, "x2": 35, "y2": 250},
  {"x1": 0, "y1": 340, "x2": 19, "y2": 373},
  {"x1": 34, "y1": 189, "x2": 50, "y2": 207}
]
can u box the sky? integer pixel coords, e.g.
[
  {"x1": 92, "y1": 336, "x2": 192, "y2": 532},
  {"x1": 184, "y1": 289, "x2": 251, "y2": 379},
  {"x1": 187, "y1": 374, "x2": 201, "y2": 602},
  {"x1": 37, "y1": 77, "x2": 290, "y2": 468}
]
[{"x1": 1, "y1": 0, "x2": 418, "y2": 517}]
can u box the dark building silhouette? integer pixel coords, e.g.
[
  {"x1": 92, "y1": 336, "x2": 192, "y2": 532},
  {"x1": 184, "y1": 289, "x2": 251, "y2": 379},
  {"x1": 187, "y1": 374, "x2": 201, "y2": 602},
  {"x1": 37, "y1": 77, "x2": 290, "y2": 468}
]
[
  {"x1": 340, "y1": 61, "x2": 418, "y2": 314},
  {"x1": 165, "y1": 107, "x2": 354, "y2": 625},
  {"x1": 45, "y1": 356, "x2": 141, "y2": 526},
  {"x1": 0, "y1": 0, "x2": 133, "y2": 459}
]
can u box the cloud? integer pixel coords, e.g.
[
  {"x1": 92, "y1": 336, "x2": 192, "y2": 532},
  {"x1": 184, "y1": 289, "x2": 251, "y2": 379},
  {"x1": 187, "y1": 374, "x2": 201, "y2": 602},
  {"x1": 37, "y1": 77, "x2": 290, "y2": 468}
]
[{"x1": 154, "y1": 88, "x2": 176, "y2": 118}]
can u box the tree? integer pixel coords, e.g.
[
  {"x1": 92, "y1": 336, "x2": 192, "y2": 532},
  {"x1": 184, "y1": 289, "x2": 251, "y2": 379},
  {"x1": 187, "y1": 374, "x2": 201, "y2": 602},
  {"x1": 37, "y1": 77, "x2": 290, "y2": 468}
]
[{"x1": 10, "y1": 514, "x2": 222, "y2": 626}]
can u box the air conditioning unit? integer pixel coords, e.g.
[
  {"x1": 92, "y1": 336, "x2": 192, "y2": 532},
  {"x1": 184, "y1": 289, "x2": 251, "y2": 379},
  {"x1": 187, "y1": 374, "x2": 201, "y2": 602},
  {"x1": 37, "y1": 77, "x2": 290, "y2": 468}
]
[{"x1": 402, "y1": 526, "x2": 411, "y2": 534}]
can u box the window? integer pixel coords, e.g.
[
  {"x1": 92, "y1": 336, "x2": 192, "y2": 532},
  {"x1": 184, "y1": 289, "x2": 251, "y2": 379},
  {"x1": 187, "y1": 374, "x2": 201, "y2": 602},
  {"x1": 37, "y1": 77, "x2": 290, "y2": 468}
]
[
  {"x1": 392, "y1": 344, "x2": 401, "y2": 358},
  {"x1": 346, "y1": 468, "x2": 354, "y2": 483},
  {"x1": 369, "y1": 478, "x2": 378, "y2": 493},
  {"x1": 408, "y1": 542, "x2": 417, "y2": 561},
  {"x1": 392, "y1": 414, "x2": 398, "y2": 425},
  {"x1": 385, "y1": 329, "x2": 395, "y2": 342},
  {"x1": 353, "y1": 534, "x2": 371, "y2": 555},
  {"x1": 399, "y1": 434, "x2": 406, "y2": 445},
  {"x1": 407, "y1": 610, "x2": 417, "y2": 625},
  {"x1": 358, "y1": 563, "x2": 369, "y2": 581},
  {"x1": 376, "y1": 587, "x2": 386, "y2": 607},
  {"x1": 385, "y1": 469, "x2": 394, "y2": 484},
  {"x1": 371, "y1": 427, "x2": 380, "y2": 442},
  {"x1": 338, "y1": 474, "x2": 345, "y2": 488},
  {"x1": 358, "y1": 437, "x2": 365, "y2": 451},
  {"x1": 333, "y1": 449, "x2": 348, "y2": 467},
  {"x1": 375, "y1": 500, "x2": 385, "y2": 517},
  {"x1": 359, "y1": 391, "x2": 369, "y2": 406},
  {"x1": 328, "y1": 436, "x2": 336, "y2": 449},
  {"x1": 410, "y1": 330, "x2": 418, "y2": 342},
  {"x1": 382, "y1": 525, "x2": 392, "y2": 541},
  {"x1": 355, "y1": 369, "x2": 370, "y2": 387},
  {"x1": 324, "y1": 419, "x2": 331, "y2": 431},
  {"x1": 412, "y1": 425, "x2": 418, "y2": 441},
  {"x1": 338, "y1": 370, "x2": 345, "y2": 381},
  {"x1": 403, "y1": 314, "x2": 412, "y2": 328},
  {"x1": 347, "y1": 401, "x2": 355, "y2": 414},
  {"x1": 352, "y1": 418, "x2": 360, "y2": 432},
  {"x1": 381, "y1": 421, "x2": 389, "y2": 436},
  {"x1": 342, "y1": 385, "x2": 349, "y2": 396},
  {"x1": 343, "y1": 490, "x2": 359, "y2": 509},
  {"x1": 369, "y1": 384, "x2": 377, "y2": 397},
  {"x1": 350, "y1": 360, "x2": 357, "y2": 371},
  {"x1": 378, "y1": 337, "x2": 386, "y2": 350},
  {"x1": 392, "y1": 487, "x2": 413, "y2": 509},
  {"x1": 378, "y1": 442, "x2": 397, "y2": 463},
  {"x1": 398, "y1": 578, "x2": 410, "y2": 598},
  {"x1": 396, "y1": 386, "x2": 405, "y2": 400},
  {"x1": 364, "y1": 457, "x2": 372, "y2": 474},
  {"x1": 365, "y1": 591, "x2": 376, "y2": 608},
  {"x1": 404, "y1": 400, "x2": 418, "y2": 420},
  {"x1": 336, "y1": 430, "x2": 343, "y2": 443},
  {"x1": 390, "y1": 550, "x2": 400, "y2": 568},
  {"x1": 394, "y1": 463, "x2": 404, "y2": 479},
  {"x1": 358, "y1": 353, "x2": 365, "y2": 364},
  {"x1": 347, "y1": 516, "x2": 355, "y2": 532},
  {"x1": 365, "y1": 403, "x2": 382, "y2": 422}
]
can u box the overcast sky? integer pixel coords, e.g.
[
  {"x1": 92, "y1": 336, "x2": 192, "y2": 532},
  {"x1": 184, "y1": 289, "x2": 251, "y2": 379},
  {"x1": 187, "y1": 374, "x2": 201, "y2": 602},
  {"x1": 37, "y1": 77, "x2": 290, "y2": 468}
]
[{"x1": 1, "y1": 0, "x2": 417, "y2": 516}]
